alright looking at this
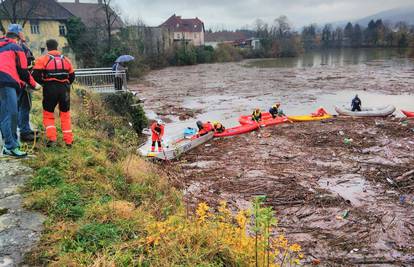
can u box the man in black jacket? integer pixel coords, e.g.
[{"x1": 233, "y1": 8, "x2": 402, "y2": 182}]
[{"x1": 351, "y1": 95, "x2": 362, "y2": 112}]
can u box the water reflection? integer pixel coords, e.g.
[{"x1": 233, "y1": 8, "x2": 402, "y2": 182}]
[{"x1": 247, "y1": 48, "x2": 412, "y2": 68}]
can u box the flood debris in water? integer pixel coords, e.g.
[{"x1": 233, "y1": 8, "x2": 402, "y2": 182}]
[{"x1": 166, "y1": 118, "x2": 414, "y2": 266}]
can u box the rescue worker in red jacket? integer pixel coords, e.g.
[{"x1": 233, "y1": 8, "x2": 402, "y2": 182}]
[
  {"x1": 32, "y1": 39, "x2": 75, "y2": 147},
  {"x1": 196, "y1": 121, "x2": 214, "y2": 136},
  {"x1": 0, "y1": 24, "x2": 42, "y2": 158},
  {"x1": 151, "y1": 120, "x2": 164, "y2": 152}
]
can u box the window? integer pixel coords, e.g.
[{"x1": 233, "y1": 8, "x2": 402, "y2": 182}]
[
  {"x1": 176, "y1": 23, "x2": 180, "y2": 28},
  {"x1": 30, "y1": 21, "x2": 40, "y2": 34},
  {"x1": 59, "y1": 25, "x2": 66, "y2": 36},
  {"x1": 40, "y1": 47, "x2": 45, "y2": 54}
]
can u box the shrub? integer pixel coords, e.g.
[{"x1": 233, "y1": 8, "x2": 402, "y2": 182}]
[
  {"x1": 170, "y1": 44, "x2": 197, "y2": 65},
  {"x1": 104, "y1": 92, "x2": 148, "y2": 134},
  {"x1": 213, "y1": 44, "x2": 244, "y2": 62},
  {"x1": 196, "y1": 46, "x2": 215, "y2": 63}
]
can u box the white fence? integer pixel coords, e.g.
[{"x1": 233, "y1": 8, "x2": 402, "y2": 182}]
[{"x1": 74, "y1": 68, "x2": 128, "y2": 93}]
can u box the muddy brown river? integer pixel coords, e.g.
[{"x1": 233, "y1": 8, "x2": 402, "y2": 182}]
[{"x1": 132, "y1": 49, "x2": 414, "y2": 266}]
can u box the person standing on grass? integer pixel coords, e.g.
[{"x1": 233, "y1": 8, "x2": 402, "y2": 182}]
[
  {"x1": 0, "y1": 24, "x2": 42, "y2": 158},
  {"x1": 32, "y1": 39, "x2": 75, "y2": 147},
  {"x1": 17, "y1": 31, "x2": 37, "y2": 142}
]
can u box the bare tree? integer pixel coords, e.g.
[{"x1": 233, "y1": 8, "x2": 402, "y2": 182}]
[
  {"x1": 0, "y1": 0, "x2": 41, "y2": 29},
  {"x1": 272, "y1": 16, "x2": 292, "y2": 39},
  {"x1": 254, "y1": 19, "x2": 269, "y2": 38},
  {"x1": 100, "y1": 0, "x2": 121, "y2": 51}
]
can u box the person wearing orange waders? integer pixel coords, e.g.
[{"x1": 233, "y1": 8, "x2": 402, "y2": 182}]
[
  {"x1": 151, "y1": 120, "x2": 165, "y2": 152},
  {"x1": 32, "y1": 39, "x2": 75, "y2": 147}
]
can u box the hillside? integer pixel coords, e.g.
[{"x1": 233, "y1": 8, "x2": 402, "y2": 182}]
[
  {"x1": 356, "y1": 6, "x2": 414, "y2": 26},
  {"x1": 330, "y1": 6, "x2": 414, "y2": 28}
]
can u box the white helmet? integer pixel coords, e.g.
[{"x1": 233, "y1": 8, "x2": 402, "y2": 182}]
[{"x1": 157, "y1": 119, "x2": 164, "y2": 125}]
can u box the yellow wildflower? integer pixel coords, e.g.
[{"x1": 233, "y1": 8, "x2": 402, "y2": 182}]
[
  {"x1": 236, "y1": 211, "x2": 247, "y2": 229},
  {"x1": 289, "y1": 243, "x2": 302, "y2": 252},
  {"x1": 196, "y1": 202, "x2": 210, "y2": 223}
]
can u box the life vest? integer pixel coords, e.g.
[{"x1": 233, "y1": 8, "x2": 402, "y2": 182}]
[
  {"x1": 252, "y1": 110, "x2": 262, "y2": 120},
  {"x1": 43, "y1": 54, "x2": 71, "y2": 83}
]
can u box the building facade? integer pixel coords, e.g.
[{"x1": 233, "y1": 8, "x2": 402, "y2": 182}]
[
  {"x1": 0, "y1": 0, "x2": 123, "y2": 63},
  {"x1": 160, "y1": 14, "x2": 205, "y2": 46},
  {"x1": 0, "y1": 0, "x2": 73, "y2": 58}
]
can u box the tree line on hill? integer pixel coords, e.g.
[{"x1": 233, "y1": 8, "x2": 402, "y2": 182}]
[
  {"x1": 65, "y1": 12, "x2": 414, "y2": 74},
  {"x1": 252, "y1": 16, "x2": 413, "y2": 56}
]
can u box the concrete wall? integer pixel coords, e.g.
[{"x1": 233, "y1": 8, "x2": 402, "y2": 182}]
[{"x1": 173, "y1": 30, "x2": 205, "y2": 46}]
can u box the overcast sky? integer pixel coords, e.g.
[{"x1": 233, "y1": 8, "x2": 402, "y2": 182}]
[{"x1": 83, "y1": 0, "x2": 414, "y2": 29}]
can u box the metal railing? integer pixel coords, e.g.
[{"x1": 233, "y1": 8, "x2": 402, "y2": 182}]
[{"x1": 74, "y1": 68, "x2": 128, "y2": 93}]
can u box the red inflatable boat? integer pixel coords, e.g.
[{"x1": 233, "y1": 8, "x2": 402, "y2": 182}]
[
  {"x1": 214, "y1": 123, "x2": 260, "y2": 138},
  {"x1": 401, "y1": 110, "x2": 414, "y2": 118},
  {"x1": 239, "y1": 112, "x2": 289, "y2": 127}
]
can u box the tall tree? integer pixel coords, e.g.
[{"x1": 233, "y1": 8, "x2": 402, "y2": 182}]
[
  {"x1": 272, "y1": 15, "x2": 291, "y2": 39},
  {"x1": 344, "y1": 22, "x2": 353, "y2": 46},
  {"x1": 321, "y1": 24, "x2": 332, "y2": 48},
  {"x1": 365, "y1": 20, "x2": 376, "y2": 46},
  {"x1": 301, "y1": 24, "x2": 317, "y2": 50},
  {"x1": 100, "y1": 0, "x2": 121, "y2": 51},
  {"x1": 374, "y1": 19, "x2": 385, "y2": 46},
  {"x1": 351, "y1": 24, "x2": 363, "y2": 47},
  {"x1": 254, "y1": 18, "x2": 269, "y2": 38}
]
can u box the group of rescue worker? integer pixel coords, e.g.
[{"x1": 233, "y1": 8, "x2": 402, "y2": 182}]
[
  {"x1": 0, "y1": 24, "x2": 75, "y2": 158},
  {"x1": 150, "y1": 95, "x2": 363, "y2": 152},
  {"x1": 252, "y1": 103, "x2": 285, "y2": 122},
  {"x1": 149, "y1": 103, "x2": 284, "y2": 151},
  {"x1": 149, "y1": 119, "x2": 224, "y2": 152}
]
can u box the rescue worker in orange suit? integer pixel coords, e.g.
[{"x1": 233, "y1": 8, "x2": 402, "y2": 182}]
[
  {"x1": 151, "y1": 120, "x2": 164, "y2": 152},
  {"x1": 196, "y1": 120, "x2": 214, "y2": 136},
  {"x1": 312, "y1": 107, "x2": 328, "y2": 117},
  {"x1": 32, "y1": 39, "x2": 75, "y2": 147}
]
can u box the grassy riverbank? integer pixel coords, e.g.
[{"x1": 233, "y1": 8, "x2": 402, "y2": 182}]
[{"x1": 21, "y1": 88, "x2": 302, "y2": 266}]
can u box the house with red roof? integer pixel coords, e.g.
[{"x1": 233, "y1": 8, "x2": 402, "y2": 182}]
[{"x1": 160, "y1": 14, "x2": 205, "y2": 46}]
